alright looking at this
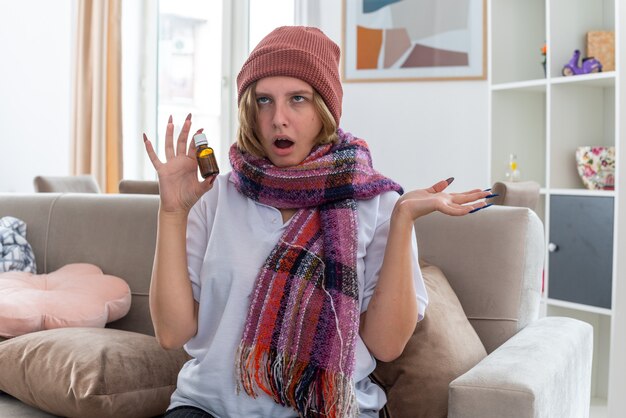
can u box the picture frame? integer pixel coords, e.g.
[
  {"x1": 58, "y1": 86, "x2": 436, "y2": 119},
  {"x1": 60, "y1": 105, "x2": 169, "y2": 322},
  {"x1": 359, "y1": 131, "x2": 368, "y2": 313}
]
[{"x1": 342, "y1": 0, "x2": 487, "y2": 82}]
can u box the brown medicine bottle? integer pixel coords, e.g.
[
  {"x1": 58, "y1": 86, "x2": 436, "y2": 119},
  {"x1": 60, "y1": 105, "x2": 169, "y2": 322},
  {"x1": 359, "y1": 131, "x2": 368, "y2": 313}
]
[{"x1": 193, "y1": 133, "x2": 219, "y2": 178}]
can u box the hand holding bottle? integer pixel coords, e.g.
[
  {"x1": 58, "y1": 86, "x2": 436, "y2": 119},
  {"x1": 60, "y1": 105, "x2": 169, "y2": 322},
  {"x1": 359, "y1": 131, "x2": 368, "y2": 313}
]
[{"x1": 143, "y1": 114, "x2": 217, "y2": 215}]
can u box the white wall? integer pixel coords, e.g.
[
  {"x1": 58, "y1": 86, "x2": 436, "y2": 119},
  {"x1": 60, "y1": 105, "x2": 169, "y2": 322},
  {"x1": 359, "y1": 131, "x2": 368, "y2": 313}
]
[
  {"x1": 0, "y1": 0, "x2": 488, "y2": 194},
  {"x1": 342, "y1": 82, "x2": 489, "y2": 192},
  {"x1": 0, "y1": 0, "x2": 74, "y2": 192},
  {"x1": 315, "y1": 0, "x2": 489, "y2": 192}
]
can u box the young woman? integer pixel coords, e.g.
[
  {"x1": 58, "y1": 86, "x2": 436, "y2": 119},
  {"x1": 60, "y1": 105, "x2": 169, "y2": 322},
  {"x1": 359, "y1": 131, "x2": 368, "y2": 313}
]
[{"x1": 143, "y1": 26, "x2": 490, "y2": 418}]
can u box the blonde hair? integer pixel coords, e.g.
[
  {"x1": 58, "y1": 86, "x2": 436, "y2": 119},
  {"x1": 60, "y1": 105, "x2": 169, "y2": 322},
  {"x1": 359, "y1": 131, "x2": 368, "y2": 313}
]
[{"x1": 236, "y1": 82, "x2": 339, "y2": 157}]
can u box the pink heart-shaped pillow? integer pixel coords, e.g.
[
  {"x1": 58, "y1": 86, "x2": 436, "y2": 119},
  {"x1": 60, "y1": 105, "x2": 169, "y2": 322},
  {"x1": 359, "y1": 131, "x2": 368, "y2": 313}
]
[{"x1": 0, "y1": 263, "x2": 131, "y2": 338}]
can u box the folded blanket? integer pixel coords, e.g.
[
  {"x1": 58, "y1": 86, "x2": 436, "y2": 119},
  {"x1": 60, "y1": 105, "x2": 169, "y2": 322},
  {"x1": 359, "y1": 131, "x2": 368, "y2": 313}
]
[{"x1": 0, "y1": 217, "x2": 36, "y2": 273}]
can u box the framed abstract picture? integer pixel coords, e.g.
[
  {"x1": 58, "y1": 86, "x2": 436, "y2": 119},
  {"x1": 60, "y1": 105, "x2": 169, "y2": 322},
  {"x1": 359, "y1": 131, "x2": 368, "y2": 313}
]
[{"x1": 342, "y1": 0, "x2": 486, "y2": 82}]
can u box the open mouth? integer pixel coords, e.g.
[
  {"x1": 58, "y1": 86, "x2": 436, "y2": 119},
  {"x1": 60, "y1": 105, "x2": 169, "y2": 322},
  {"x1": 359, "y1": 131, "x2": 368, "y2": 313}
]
[{"x1": 274, "y1": 138, "x2": 294, "y2": 149}]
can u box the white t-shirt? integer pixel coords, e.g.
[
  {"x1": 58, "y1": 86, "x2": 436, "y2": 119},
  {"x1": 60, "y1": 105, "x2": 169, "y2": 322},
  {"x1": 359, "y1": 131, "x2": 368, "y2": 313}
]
[{"x1": 169, "y1": 173, "x2": 428, "y2": 418}]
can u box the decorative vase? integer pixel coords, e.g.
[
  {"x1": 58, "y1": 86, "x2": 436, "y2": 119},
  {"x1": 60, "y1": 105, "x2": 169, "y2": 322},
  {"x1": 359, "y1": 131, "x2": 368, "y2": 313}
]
[{"x1": 575, "y1": 146, "x2": 615, "y2": 190}]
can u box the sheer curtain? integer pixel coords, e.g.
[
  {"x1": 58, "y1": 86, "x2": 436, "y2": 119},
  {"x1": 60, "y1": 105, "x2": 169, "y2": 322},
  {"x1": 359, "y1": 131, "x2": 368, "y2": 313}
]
[{"x1": 71, "y1": 0, "x2": 122, "y2": 193}]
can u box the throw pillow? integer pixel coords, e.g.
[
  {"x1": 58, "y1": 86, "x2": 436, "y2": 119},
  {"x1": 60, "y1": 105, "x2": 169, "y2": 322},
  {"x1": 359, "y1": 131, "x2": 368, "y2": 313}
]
[
  {"x1": 0, "y1": 327, "x2": 190, "y2": 418},
  {"x1": 0, "y1": 263, "x2": 131, "y2": 338},
  {"x1": 0, "y1": 216, "x2": 36, "y2": 273},
  {"x1": 372, "y1": 261, "x2": 488, "y2": 418}
]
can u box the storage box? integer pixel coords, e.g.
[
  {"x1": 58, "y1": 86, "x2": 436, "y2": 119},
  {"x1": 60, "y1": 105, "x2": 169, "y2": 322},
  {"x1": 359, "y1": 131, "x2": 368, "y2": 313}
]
[{"x1": 587, "y1": 31, "x2": 615, "y2": 71}]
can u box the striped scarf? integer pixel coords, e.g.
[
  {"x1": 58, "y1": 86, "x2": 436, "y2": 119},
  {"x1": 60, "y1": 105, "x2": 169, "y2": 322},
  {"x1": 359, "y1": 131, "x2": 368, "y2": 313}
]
[{"x1": 230, "y1": 129, "x2": 402, "y2": 417}]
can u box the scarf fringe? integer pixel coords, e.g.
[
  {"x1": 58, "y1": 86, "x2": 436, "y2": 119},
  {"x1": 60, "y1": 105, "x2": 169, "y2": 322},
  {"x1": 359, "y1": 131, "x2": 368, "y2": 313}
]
[{"x1": 236, "y1": 343, "x2": 358, "y2": 418}]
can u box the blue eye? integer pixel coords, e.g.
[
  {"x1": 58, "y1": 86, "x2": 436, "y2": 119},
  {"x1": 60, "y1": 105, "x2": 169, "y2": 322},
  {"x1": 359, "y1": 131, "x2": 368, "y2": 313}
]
[
  {"x1": 256, "y1": 96, "x2": 271, "y2": 105},
  {"x1": 293, "y1": 95, "x2": 305, "y2": 103}
]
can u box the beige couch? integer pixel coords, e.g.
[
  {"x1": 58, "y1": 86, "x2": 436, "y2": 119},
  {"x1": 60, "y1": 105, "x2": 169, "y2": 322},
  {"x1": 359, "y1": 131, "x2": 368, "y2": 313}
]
[
  {"x1": 0, "y1": 193, "x2": 592, "y2": 417},
  {"x1": 0, "y1": 193, "x2": 165, "y2": 417}
]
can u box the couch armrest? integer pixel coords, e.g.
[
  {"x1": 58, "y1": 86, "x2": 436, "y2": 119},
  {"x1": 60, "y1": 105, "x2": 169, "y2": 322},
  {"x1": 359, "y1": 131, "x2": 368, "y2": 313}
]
[
  {"x1": 414, "y1": 206, "x2": 545, "y2": 352},
  {"x1": 448, "y1": 317, "x2": 593, "y2": 418}
]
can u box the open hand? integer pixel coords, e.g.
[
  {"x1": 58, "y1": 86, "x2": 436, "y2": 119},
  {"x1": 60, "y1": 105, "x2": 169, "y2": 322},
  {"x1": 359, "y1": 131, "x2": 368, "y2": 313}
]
[
  {"x1": 143, "y1": 114, "x2": 216, "y2": 214},
  {"x1": 393, "y1": 178, "x2": 492, "y2": 223}
]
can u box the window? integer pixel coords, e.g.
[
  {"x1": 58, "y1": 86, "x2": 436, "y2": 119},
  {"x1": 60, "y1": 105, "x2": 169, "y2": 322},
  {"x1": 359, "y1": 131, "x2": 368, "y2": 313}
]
[
  {"x1": 249, "y1": 0, "x2": 295, "y2": 52},
  {"x1": 122, "y1": 0, "x2": 295, "y2": 181},
  {"x1": 157, "y1": 0, "x2": 223, "y2": 171}
]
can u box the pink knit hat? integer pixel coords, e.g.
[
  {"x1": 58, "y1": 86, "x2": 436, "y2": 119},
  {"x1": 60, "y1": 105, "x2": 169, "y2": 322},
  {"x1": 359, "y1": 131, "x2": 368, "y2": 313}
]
[{"x1": 237, "y1": 26, "x2": 343, "y2": 126}]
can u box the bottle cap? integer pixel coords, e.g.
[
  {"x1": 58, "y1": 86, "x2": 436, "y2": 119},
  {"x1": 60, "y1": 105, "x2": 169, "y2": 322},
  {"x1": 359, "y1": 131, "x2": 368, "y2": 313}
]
[{"x1": 193, "y1": 133, "x2": 208, "y2": 146}]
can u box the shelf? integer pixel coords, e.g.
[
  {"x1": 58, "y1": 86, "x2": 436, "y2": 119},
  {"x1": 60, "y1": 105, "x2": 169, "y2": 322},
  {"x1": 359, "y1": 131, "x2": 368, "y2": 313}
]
[
  {"x1": 550, "y1": 72, "x2": 616, "y2": 88},
  {"x1": 491, "y1": 79, "x2": 547, "y2": 92},
  {"x1": 549, "y1": 79, "x2": 615, "y2": 189},
  {"x1": 549, "y1": 0, "x2": 615, "y2": 80},
  {"x1": 548, "y1": 188, "x2": 615, "y2": 197},
  {"x1": 546, "y1": 298, "x2": 612, "y2": 316},
  {"x1": 490, "y1": 89, "x2": 546, "y2": 185},
  {"x1": 541, "y1": 188, "x2": 616, "y2": 197},
  {"x1": 492, "y1": 72, "x2": 615, "y2": 91},
  {"x1": 491, "y1": 0, "x2": 619, "y2": 412}
]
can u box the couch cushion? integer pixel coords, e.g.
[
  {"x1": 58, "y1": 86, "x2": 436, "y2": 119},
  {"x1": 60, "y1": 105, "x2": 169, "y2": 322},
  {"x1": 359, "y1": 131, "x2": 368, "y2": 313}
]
[
  {"x1": 118, "y1": 179, "x2": 159, "y2": 195},
  {"x1": 44, "y1": 193, "x2": 160, "y2": 336},
  {"x1": 33, "y1": 175, "x2": 101, "y2": 193},
  {"x1": 0, "y1": 216, "x2": 37, "y2": 273},
  {"x1": 414, "y1": 207, "x2": 544, "y2": 353},
  {"x1": 0, "y1": 328, "x2": 190, "y2": 418},
  {"x1": 372, "y1": 262, "x2": 488, "y2": 418},
  {"x1": 0, "y1": 263, "x2": 131, "y2": 338}
]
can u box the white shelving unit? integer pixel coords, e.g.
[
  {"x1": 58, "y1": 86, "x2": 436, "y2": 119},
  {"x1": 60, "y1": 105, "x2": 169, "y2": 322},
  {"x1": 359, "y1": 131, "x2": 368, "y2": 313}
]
[{"x1": 488, "y1": 0, "x2": 624, "y2": 416}]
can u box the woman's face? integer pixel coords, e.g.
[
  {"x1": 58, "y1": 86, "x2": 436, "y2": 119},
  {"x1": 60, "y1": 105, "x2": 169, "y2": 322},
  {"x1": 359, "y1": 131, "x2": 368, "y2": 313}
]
[{"x1": 255, "y1": 76, "x2": 323, "y2": 167}]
